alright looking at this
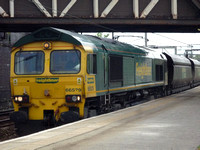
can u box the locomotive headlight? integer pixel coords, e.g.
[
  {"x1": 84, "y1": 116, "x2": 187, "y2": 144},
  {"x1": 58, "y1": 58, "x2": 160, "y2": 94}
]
[
  {"x1": 72, "y1": 96, "x2": 77, "y2": 102},
  {"x1": 18, "y1": 96, "x2": 23, "y2": 102},
  {"x1": 15, "y1": 97, "x2": 18, "y2": 101},
  {"x1": 65, "y1": 95, "x2": 81, "y2": 103},
  {"x1": 14, "y1": 95, "x2": 29, "y2": 103},
  {"x1": 77, "y1": 96, "x2": 81, "y2": 101}
]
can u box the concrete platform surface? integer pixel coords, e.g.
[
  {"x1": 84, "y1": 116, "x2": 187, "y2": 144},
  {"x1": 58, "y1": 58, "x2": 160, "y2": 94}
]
[{"x1": 1, "y1": 87, "x2": 200, "y2": 150}]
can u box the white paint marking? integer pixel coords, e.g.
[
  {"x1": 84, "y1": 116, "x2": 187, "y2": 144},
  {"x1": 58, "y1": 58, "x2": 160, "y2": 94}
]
[
  {"x1": 52, "y1": 0, "x2": 57, "y2": 17},
  {"x1": 140, "y1": 0, "x2": 159, "y2": 18},
  {"x1": 93, "y1": 0, "x2": 99, "y2": 18},
  {"x1": 171, "y1": 0, "x2": 177, "y2": 19},
  {"x1": 0, "y1": 6, "x2": 9, "y2": 17},
  {"x1": 59, "y1": 0, "x2": 77, "y2": 17},
  {"x1": 100, "y1": 0, "x2": 119, "y2": 18},
  {"x1": 32, "y1": 0, "x2": 52, "y2": 17},
  {"x1": 133, "y1": 0, "x2": 139, "y2": 18},
  {"x1": 9, "y1": 0, "x2": 14, "y2": 17}
]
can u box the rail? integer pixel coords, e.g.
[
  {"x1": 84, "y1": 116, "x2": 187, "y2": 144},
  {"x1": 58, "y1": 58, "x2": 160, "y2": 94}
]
[{"x1": 0, "y1": 109, "x2": 17, "y2": 142}]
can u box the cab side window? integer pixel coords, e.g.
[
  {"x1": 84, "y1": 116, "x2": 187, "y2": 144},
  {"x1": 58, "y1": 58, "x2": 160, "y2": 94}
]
[
  {"x1": 156, "y1": 65, "x2": 163, "y2": 81},
  {"x1": 110, "y1": 55, "x2": 123, "y2": 82},
  {"x1": 87, "y1": 54, "x2": 97, "y2": 74}
]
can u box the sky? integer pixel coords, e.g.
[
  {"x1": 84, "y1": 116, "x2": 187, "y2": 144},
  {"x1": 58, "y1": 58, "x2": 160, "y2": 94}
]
[{"x1": 83, "y1": 32, "x2": 200, "y2": 55}]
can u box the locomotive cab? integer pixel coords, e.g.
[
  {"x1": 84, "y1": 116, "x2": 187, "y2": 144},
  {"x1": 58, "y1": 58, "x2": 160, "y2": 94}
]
[{"x1": 10, "y1": 28, "x2": 96, "y2": 125}]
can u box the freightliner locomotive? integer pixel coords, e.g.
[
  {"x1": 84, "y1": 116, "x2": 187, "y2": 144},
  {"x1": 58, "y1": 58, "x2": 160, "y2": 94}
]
[{"x1": 10, "y1": 27, "x2": 200, "y2": 127}]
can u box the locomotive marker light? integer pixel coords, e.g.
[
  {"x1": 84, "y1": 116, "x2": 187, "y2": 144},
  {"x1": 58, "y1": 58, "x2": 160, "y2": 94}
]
[{"x1": 43, "y1": 42, "x2": 52, "y2": 50}]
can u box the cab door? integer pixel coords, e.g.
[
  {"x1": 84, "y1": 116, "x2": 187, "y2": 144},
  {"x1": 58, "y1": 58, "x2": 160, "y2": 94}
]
[
  {"x1": 102, "y1": 45, "x2": 109, "y2": 92},
  {"x1": 85, "y1": 53, "x2": 97, "y2": 98}
]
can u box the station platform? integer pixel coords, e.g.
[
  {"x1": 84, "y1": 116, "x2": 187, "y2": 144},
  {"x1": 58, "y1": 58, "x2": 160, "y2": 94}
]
[{"x1": 1, "y1": 87, "x2": 200, "y2": 150}]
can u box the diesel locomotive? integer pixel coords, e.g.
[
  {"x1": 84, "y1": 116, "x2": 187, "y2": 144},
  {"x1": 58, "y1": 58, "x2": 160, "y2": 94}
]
[{"x1": 10, "y1": 27, "x2": 200, "y2": 126}]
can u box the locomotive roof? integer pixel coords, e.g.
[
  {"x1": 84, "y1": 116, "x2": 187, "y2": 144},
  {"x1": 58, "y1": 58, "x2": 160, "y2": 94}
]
[{"x1": 12, "y1": 27, "x2": 147, "y2": 56}]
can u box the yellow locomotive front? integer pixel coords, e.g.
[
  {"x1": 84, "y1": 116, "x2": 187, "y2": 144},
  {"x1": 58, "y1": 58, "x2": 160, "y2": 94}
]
[{"x1": 10, "y1": 29, "x2": 93, "y2": 125}]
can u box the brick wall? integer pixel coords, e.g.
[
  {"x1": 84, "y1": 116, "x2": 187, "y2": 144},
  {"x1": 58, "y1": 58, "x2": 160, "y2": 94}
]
[
  {"x1": 0, "y1": 46, "x2": 11, "y2": 110},
  {"x1": 0, "y1": 33, "x2": 27, "y2": 110}
]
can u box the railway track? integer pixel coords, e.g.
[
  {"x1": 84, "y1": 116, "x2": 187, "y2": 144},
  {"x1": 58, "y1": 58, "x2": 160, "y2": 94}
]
[{"x1": 0, "y1": 109, "x2": 17, "y2": 142}]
